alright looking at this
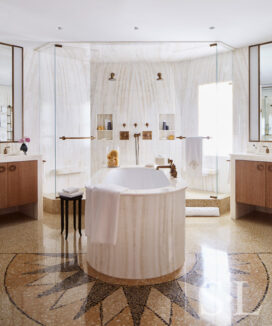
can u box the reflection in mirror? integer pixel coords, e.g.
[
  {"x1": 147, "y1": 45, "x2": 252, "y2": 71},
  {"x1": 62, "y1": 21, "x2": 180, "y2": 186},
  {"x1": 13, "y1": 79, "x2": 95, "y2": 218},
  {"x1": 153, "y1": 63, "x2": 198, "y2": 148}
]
[
  {"x1": 260, "y1": 43, "x2": 272, "y2": 141},
  {"x1": 0, "y1": 44, "x2": 13, "y2": 141}
]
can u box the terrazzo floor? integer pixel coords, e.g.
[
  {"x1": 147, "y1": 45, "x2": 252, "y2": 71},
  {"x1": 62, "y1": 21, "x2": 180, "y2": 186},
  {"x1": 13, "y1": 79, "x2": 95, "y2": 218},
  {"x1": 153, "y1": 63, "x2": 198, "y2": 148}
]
[{"x1": 1, "y1": 211, "x2": 272, "y2": 325}]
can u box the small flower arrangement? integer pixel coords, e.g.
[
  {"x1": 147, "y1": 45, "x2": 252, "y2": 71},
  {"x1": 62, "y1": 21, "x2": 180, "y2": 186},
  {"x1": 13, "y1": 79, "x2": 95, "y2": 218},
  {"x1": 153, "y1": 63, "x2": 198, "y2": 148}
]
[
  {"x1": 19, "y1": 137, "x2": 30, "y2": 155},
  {"x1": 19, "y1": 137, "x2": 31, "y2": 143}
]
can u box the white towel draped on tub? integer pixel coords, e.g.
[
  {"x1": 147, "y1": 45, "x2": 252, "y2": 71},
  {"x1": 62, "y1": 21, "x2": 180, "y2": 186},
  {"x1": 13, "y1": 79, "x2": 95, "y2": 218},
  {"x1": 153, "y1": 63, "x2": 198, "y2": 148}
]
[
  {"x1": 185, "y1": 137, "x2": 203, "y2": 177},
  {"x1": 85, "y1": 184, "x2": 127, "y2": 245}
]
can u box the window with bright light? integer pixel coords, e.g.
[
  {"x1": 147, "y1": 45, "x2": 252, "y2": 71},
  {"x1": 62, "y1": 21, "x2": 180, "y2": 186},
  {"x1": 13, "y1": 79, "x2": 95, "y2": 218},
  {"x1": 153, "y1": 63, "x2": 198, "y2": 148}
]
[{"x1": 198, "y1": 81, "x2": 233, "y2": 156}]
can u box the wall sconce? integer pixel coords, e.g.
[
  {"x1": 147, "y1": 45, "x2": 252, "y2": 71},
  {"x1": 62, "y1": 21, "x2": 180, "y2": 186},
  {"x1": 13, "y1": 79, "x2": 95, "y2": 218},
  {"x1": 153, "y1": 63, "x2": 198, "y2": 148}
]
[
  {"x1": 108, "y1": 72, "x2": 116, "y2": 81},
  {"x1": 145, "y1": 123, "x2": 149, "y2": 128},
  {"x1": 134, "y1": 123, "x2": 138, "y2": 128},
  {"x1": 122, "y1": 123, "x2": 126, "y2": 128},
  {"x1": 157, "y1": 72, "x2": 163, "y2": 80}
]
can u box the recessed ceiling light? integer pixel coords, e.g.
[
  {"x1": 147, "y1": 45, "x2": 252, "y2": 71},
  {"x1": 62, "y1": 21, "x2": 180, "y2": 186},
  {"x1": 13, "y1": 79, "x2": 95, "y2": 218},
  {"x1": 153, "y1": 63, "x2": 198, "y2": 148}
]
[
  {"x1": 57, "y1": 26, "x2": 63, "y2": 31},
  {"x1": 209, "y1": 26, "x2": 215, "y2": 30},
  {"x1": 134, "y1": 26, "x2": 139, "y2": 30}
]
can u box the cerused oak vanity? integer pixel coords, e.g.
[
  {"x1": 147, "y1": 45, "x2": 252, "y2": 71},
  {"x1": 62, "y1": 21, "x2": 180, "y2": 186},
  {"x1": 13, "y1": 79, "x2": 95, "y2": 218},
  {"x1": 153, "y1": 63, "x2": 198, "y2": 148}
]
[
  {"x1": 231, "y1": 153, "x2": 272, "y2": 219},
  {"x1": 0, "y1": 155, "x2": 43, "y2": 219}
]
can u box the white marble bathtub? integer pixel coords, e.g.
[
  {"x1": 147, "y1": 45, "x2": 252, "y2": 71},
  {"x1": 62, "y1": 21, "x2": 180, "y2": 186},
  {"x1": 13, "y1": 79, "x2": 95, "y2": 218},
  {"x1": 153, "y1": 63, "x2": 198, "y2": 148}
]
[{"x1": 87, "y1": 167, "x2": 187, "y2": 280}]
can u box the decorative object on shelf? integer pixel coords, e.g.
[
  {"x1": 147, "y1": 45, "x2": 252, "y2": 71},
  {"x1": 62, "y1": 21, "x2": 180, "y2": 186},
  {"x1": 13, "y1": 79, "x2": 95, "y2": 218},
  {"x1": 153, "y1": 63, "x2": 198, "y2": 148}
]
[
  {"x1": 162, "y1": 121, "x2": 167, "y2": 130},
  {"x1": 107, "y1": 149, "x2": 119, "y2": 168},
  {"x1": 167, "y1": 135, "x2": 175, "y2": 140},
  {"x1": 120, "y1": 131, "x2": 129, "y2": 140},
  {"x1": 157, "y1": 72, "x2": 163, "y2": 80},
  {"x1": 19, "y1": 137, "x2": 30, "y2": 155},
  {"x1": 108, "y1": 72, "x2": 116, "y2": 81},
  {"x1": 107, "y1": 121, "x2": 112, "y2": 130},
  {"x1": 97, "y1": 125, "x2": 104, "y2": 130},
  {"x1": 142, "y1": 131, "x2": 152, "y2": 140},
  {"x1": 145, "y1": 122, "x2": 149, "y2": 128},
  {"x1": 122, "y1": 123, "x2": 126, "y2": 128}
]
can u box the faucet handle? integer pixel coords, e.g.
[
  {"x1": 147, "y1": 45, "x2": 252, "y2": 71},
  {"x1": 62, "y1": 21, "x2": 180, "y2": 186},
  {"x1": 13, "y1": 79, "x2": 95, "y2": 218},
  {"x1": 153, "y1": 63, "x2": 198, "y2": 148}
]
[{"x1": 168, "y1": 158, "x2": 173, "y2": 164}]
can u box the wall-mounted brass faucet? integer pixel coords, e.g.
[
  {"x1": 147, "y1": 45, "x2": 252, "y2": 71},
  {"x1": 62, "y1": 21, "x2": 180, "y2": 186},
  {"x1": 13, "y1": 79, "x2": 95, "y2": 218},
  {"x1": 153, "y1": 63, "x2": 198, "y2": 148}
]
[
  {"x1": 156, "y1": 159, "x2": 177, "y2": 178},
  {"x1": 108, "y1": 72, "x2": 116, "y2": 81}
]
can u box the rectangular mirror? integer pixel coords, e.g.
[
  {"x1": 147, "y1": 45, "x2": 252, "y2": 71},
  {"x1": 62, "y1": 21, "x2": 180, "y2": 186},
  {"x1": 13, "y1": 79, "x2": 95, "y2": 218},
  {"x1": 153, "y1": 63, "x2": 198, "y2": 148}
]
[
  {"x1": 260, "y1": 43, "x2": 272, "y2": 141},
  {"x1": 0, "y1": 43, "x2": 23, "y2": 142}
]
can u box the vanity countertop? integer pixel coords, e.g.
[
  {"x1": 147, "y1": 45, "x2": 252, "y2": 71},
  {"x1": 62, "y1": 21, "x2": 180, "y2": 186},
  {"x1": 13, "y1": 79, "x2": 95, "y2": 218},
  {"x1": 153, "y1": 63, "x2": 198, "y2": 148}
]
[
  {"x1": 0, "y1": 153, "x2": 42, "y2": 163},
  {"x1": 230, "y1": 152, "x2": 272, "y2": 162}
]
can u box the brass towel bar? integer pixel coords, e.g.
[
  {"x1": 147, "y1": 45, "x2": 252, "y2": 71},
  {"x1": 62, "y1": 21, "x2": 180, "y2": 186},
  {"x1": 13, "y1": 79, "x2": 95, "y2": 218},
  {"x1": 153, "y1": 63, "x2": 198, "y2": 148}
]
[
  {"x1": 176, "y1": 136, "x2": 211, "y2": 140},
  {"x1": 59, "y1": 136, "x2": 95, "y2": 140}
]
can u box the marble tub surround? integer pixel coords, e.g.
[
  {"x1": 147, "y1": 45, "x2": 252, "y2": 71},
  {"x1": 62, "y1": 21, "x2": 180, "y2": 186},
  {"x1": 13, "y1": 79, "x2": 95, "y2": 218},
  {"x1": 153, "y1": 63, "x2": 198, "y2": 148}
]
[
  {"x1": 0, "y1": 154, "x2": 43, "y2": 219},
  {"x1": 87, "y1": 167, "x2": 186, "y2": 280}
]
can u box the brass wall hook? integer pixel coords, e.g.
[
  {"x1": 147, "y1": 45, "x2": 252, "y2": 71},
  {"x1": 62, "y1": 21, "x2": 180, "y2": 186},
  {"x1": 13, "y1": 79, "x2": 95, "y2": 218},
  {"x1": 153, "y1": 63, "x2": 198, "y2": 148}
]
[
  {"x1": 157, "y1": 72, "x2": 163, "y2": 80},
  {"x1": 108, "y1": 72, "x2": 116, "y2": 81}
]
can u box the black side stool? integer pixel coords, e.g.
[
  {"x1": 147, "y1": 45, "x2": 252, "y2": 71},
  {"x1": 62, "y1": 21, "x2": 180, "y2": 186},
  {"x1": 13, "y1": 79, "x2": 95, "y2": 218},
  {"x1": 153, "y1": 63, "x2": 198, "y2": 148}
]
[{"x1": 59, "y1": 194, "x2": 83, "y2": 240}]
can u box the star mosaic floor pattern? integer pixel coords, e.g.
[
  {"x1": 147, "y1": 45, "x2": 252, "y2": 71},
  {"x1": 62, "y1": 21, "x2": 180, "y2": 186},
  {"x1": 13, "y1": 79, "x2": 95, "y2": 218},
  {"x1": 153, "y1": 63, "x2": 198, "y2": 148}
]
[{"x1": 1, "y1": 211, "x2": 272, "y2": 326}]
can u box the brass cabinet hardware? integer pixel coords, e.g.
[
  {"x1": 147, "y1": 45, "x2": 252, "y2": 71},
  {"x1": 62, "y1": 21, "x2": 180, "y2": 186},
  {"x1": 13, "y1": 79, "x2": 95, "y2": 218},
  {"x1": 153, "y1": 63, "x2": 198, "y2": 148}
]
[
  {"x1": 0, "y1": 166, "x2": 6, "y2": 173},
  {"x1": 59, "y1": 136, "x2": 95, "y2": 140},
  {"x1": 176, "y1": 136, "x2": 186, "y2": 139},
  {"x1": 257, "y1": 164, "x2": 264, "y2": 171},
  {"x1": 210, "y1": 195, "x2": 218, "y2": 199},
  {"x1": 42, "y1": 160, "x2": 47, "y2": 163},
  {"x1": 9, "y1": 165, "x2": 16, "y2": 172}
]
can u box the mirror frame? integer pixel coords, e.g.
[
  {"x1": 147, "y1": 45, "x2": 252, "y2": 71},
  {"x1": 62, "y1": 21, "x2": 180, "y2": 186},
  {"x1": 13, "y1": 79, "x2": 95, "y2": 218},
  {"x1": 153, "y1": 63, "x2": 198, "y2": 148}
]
[{"x1": 0, "y1": 42, "x2": 24, "y2": 143}]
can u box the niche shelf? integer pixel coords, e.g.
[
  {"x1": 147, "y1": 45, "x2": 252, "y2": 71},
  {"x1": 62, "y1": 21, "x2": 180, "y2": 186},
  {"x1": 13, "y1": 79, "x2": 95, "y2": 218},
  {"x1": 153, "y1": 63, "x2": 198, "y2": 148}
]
[
  {"x1": 97, "y1": 114, "x2": 113, "y2": 140},
  {"x1": 159, "y1": 114, "x2": 175, "y2": 140}
]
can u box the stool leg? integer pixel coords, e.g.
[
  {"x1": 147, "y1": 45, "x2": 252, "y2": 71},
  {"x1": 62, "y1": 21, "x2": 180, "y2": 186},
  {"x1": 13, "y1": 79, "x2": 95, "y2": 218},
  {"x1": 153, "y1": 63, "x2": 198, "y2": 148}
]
[
  {"x1": 73, "y1": 199, "x2": 76, "y2": 231},
  {"x1": 78, "y1": 199, "x2": 82, "y2": 236},
  {"x1": 61, "y1": 199, "x2": 64, "y2": 234},
  {"x1": 65, "y1": 200, "x2": 69, "y2": 240}
]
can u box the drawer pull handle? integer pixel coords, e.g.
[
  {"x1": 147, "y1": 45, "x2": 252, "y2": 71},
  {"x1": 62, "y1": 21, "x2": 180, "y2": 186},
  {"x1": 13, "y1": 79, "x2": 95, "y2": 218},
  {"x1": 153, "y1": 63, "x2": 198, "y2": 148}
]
[
  {"x1": 0, "y1": 166, "x2": 6, "y2": 173},
  {"x1": 257, "y1": 164, "x2": 264, "y2": 171},
  {"x1": 268, "y1": 165, "x2": 272, "y2": 172},
  {"x1": 9, "y1": 165, "x2": 16, "y2": 172}
]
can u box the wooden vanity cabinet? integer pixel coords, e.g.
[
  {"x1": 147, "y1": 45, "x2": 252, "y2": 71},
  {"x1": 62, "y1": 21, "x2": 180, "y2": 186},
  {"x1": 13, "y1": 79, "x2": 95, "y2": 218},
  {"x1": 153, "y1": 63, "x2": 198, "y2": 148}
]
[
  {"x1": 0, "y1": 160, "x2": 37, "y2": 209},
  {"x1": 236, "y1": 160, "x2": 272, "y2": 208}
]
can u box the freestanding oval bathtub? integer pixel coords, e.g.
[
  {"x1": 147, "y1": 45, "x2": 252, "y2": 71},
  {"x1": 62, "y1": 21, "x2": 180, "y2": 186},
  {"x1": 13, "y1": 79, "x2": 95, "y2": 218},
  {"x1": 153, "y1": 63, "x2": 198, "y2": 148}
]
[{"x1": 86, "y1": 167, "x2": 186, "y2": 281}]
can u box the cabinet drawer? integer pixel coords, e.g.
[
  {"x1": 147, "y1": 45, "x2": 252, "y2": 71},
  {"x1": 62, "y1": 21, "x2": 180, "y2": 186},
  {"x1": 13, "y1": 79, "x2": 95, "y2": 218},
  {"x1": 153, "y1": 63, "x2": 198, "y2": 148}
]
[
  {"x1": 7, "y1": 161, "x2": 38, "y2": 208},
  {"x1": 236, "y1": 160, "x2": 266, "y2": 207}
]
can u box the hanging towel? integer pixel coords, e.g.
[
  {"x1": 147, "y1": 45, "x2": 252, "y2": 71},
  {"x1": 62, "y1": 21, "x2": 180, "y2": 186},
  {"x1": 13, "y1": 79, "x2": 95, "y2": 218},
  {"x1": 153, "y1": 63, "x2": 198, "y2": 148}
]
[
  {"x1": 185, "y1": 137, "x2": 203, "y2": 177},
  {"x1": 85, "y1": 184, "x2": 128, "y2": 245}
]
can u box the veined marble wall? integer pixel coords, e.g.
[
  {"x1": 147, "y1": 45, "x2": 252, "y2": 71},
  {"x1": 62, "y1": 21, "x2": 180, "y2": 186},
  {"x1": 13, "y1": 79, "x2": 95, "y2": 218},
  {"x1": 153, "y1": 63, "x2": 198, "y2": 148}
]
[
  {"x1": 91, "y1": 51, "x2": 233, "y2": 193},
  {"x1": 91, "y1": 62, "x2": 181, "y2": 176}
]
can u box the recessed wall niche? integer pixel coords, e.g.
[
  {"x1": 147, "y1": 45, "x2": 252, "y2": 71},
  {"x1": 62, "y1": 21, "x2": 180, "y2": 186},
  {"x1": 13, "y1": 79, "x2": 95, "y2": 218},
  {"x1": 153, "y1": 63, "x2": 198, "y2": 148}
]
[
  {"x1": 159, "y1": 114, "x2": 175, "y2": 140},
  {"x1": 97, "y1": 114, "x2": 113, "y2": 140}
]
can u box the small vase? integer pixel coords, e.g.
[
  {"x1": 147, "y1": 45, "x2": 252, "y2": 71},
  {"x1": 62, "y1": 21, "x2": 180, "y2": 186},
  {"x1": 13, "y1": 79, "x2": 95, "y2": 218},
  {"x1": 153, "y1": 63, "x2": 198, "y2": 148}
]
[{"x1": 20, "y1": 142, "x2": 28, "y2": 155}]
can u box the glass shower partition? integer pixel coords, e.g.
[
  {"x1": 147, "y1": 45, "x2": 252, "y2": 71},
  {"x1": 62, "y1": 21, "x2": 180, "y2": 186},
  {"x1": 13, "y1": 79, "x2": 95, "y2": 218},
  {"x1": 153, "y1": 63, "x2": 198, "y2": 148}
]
[
  {"x1": 40, "y1": 44, "x2": 91, "y2": 198},
  {"x1": 181, "y1": 42, "x2": 233, "y2": 200}
]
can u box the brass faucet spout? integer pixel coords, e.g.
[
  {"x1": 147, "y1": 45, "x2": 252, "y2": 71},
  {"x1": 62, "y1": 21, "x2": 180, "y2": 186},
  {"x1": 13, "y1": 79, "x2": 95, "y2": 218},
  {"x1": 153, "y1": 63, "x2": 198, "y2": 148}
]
[{"x1": 156, "y1": 159, "x2": 177, "y2": 178}]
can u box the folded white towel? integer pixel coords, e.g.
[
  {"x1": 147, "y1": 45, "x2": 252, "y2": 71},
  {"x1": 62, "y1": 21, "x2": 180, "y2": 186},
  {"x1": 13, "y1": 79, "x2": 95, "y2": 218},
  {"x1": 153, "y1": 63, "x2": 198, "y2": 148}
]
[
  {"x1": 85, "y1": 184, "x2": 127, "y2": 244},
  {"x1": 59, "y1": 191, "x2": 83, "y2": 198},
  {"x1": 62, "y1": 187, "x2": 80, "y2": 194},
  {"x1": 186, "y1": 207, "x2": 220, "y2": 217}
]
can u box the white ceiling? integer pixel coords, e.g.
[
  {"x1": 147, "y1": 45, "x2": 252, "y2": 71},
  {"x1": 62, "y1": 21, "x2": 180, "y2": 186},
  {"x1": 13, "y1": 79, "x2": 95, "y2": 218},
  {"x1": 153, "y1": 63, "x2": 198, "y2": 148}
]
[{"x1": 0, "y1": 0, "x2": 272, "y2": 48}]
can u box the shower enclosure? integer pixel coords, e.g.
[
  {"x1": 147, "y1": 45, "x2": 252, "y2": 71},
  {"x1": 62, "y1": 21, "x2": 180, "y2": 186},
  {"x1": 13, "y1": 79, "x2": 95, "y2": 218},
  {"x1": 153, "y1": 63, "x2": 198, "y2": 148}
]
[
  {"x1": 39, "y1": 42, "x2": 233, "y2": 203},
  {"x1": 39, "y1": 44, "x2": 91, "y2": 198}
]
